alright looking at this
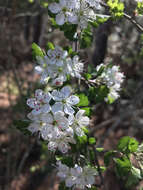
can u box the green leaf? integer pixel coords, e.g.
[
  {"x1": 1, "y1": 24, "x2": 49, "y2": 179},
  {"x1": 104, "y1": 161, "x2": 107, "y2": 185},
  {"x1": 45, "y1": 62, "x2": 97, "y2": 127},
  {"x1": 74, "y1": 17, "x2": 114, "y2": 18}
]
[
  {"x1": 32, "y1": 43, "x2": 44, "y2": 58},
  {"x1": 46, "y1": 42, "x2": 55, "y2": 51},
  {"x1": 96, "y1": 148, "x2": 104, "y2": 152},
  {"x1": 80, "y1": 24, "x2": 93, "y2": 49},
  {"x1": 117, "y1": 136, "x2": 139, "y2": 154},
  {"x1": 89, "y1": 137, "x2": 96, "y2": 145},
  {"x1": 94, "y1": 85, "x2": 109, "y2": 103},
  {"x1": 104, "y1": 150, "x2": 116, "y2": 166},
  {"x1": 84, "y1": 73, "x2": 92, "y2": 80},
  {"x1": 78, "y1": 135, "x2": 88, "y2": 144},
  {"x1": 89, "y1": 186, "x2": 98, "y2": 190},
  {"x1": 77, "y1": 93, "x2": 89, "y2": 107},
  {"x1": 125, "y1": 167, "x2": 142, "y2": 188},
  {"x1": 107, "y1": 95, "x2": 116, "y2": 104},
  {"x1": 114, "y1": 156, "x2": 131, "y2": 177}
]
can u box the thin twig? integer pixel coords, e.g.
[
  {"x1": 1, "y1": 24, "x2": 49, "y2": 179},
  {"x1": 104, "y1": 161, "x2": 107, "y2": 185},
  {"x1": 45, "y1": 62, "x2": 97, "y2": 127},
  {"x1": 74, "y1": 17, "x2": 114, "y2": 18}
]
[
  {"x1": 100, "y1": 1, "x2": 143, "y2": 33},
  {"x1": 92, "y1": 146, "x2": 104, "y2": 187}
]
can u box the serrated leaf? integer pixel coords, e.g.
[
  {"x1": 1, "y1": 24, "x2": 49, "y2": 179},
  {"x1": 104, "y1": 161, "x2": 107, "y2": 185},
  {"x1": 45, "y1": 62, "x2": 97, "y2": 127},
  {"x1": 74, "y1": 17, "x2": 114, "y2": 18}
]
[
  {"x1": 117, "y1": 136, "x2": 139, "y2": 154},
  {"x1": 114, "y1": 156, "x2": 131, "y2": 177},
  {"x1": 77, "y1": 93, "x2": 89, "y2": 107},
  {"x1": 125, "y1": 167, "x2": 142, "y2": 188}
]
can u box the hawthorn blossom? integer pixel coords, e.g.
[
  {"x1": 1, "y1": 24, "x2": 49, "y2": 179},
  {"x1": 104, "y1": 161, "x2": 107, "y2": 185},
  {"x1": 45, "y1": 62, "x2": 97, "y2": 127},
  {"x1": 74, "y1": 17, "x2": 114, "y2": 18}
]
[
  {"x1": 57, "y1": 161, "x2": 98, "y2": 189},
  {"x1": 27, "y1": 89, "x2": 51, "y2": 115},
  {"x1": 95, "y1": 64, "x2": 124, "y2": 101},
  {"x1": 48, "y1": 130, "x2": 75, "y2": 153},
  {"x1": 51, "y1": 86, "x2": 79, "y2": 115},
  {"x1": 70, "y1": 55, "x2": 84, "y2": 78},
  {"x1": 85, "y1": 0, "x2": 101, "y2": 9},
  {"x1": 69, "y1": 110, "x2": 89, "y2": 136},
  {"x1": 48, "y1": 0, "x2": 80, "y2": 25},
  {"x1": 48, "y1": 0, "x2": 108, "y2": 29},
  {"x1": 35, "y1": 46, "x2": 84, "y2": 85}
]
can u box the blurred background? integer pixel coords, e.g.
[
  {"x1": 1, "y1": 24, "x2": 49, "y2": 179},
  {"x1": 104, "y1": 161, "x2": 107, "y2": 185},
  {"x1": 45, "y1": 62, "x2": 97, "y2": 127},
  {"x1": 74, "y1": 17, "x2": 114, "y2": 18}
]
[{"x1": 0, "y1": 0, "x2": 143, "y2": 189}]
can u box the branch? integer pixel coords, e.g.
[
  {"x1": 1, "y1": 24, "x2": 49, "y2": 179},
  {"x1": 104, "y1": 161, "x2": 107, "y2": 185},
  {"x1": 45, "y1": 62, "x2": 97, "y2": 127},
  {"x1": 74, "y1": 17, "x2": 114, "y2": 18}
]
[
  {"x1": 100, "y1": 1, "x2": 143, "y2": 33},
  {"x1": 123, "y1": 13, "x2": 143, "y2": 32}
]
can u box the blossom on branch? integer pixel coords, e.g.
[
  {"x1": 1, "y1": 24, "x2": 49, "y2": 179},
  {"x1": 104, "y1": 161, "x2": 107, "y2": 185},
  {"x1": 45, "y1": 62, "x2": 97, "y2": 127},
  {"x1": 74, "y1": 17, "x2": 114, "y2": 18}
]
[
  {"x1": 57, "y1": 161, "x2": 98, "y2": 189},
  {"x1": 35, "y1": 46, "x2": 83, "y2": 86}
]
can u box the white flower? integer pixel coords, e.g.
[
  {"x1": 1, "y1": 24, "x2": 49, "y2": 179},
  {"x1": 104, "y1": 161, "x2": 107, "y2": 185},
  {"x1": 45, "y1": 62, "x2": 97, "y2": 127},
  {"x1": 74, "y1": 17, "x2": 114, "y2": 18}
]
[
  {"x1": 47, "y1": 46, "x2": 68, "y2": 66},
  {"x1": 48, "y1": 129, "x2": 75, "y2": 153},
  {"x1": 85, "y1": 0, "x2": 101, "y2": 9},
  {"x1": 70, "y1": 55, "x2": 84, "y2": 78},
  {"x1": 57, "y1": 161, "x2": 71, "y2": 179},
  {"x1": 27, "y1": 112, "x2": 53, "y2": 138},
  {"x1": 48, "y1": 0, "x2": 79, "y2": 25},
  {"x1": 69, "y1": 110, "x2": 89, "y2": 136},
  {"x1": 35, "y1": 56, "x2": 50, "y2": 84},
  {"x1": 27, "y1": 89, "x2": 51, "y2": 115},
  {"x1": 95, "y1": 64, "x2": 124, "y2": 101},
  {"x1": 57, "y1": 162, "x2": 98, "y2": 189},
  {"x1": 48, "y1": 0, "x2": 108, "y2": 28},
  {"x1": 52, "y1": 86, "x2": 79, "y2": 115},
  {"x1": 35, "y1": 46, "x2": 84, "y2": 85}
]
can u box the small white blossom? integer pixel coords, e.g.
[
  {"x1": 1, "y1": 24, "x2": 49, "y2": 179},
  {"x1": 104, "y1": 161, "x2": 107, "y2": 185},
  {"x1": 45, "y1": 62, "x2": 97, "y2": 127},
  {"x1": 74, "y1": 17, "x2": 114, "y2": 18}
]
[
  {"x1": 48, "y1": 0, "x2": 108, "y2": 29},
  {"x1": 95, "y1": 64, "x2": 124, "y2": 101},
  {"x1": 69, "y1": 110, "x2": 89, "y2": 136},
  {"x1": 35, "y1": 46, "x2": 83, "y2": 85},
  {"x1": 52, "y1": 86, "x2": 80, "y2": 115},
  {"x1": 27, "y1": 89, "x2": 51, "y2": 115},
  {"x1": 57, "y1": 162, "x2": 98, "y2": 189}
]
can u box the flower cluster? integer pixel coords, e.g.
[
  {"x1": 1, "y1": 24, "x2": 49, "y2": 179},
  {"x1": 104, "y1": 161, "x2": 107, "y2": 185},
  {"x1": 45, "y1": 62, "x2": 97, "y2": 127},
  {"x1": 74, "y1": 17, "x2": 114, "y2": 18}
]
[
  {"x1": 57, "y1": 161, "x2": 98, "y2": 189},
  {"x1": 48, "y1": 0, "x2": 103, "y2": 29},
  {"x1": 35, "y1": 46, "x2": 83, "y2": 86},
  {"x1": 95, "y1": 64, "x2": 124, "y2": 100},
  {"x1": 27, "y1": 86, "x2": 89, "y2": 153}
]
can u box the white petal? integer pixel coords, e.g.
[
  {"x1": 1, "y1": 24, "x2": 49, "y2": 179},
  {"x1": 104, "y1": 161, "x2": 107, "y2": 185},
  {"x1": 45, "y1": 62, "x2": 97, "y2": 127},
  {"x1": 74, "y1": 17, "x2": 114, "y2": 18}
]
[
  {"x1": 61, "y1": 86, "x2": 71, "y2": 99},
  {"x1": 56, "y1": 60, "x2": 64, "y2": 66},
  {"x1": 43, "y1": 92, "x2": 51, "y2": 103},
  {"x1": 76, "y1": 110, "x2": 85, "y2": 120},
  {"x1": 35, "y1": 66, "x2": 43, "y2": 74},
  {"x1": 75, "y1": 127, "x2": 84, "y2": 136},
  {"x1": 54, "y1": 111, "x2": 65, "y2": 120},
  {"x1": 52, "y1": 102, "x2": 63, "y2": 114},
  {"x1": 41, "y1": 104, "x2": 51, "y2": 113},
  {"x1": 28, "y1": 123, "x2": 39, "y2": 134},
  {"x1": 64, "y1": 104, "x2": 75, "y2": 115},
  {"x1": 32, "y1": 107, "x2": 42, "y2": 115},
  {"x1": 68, "y1": 114, "x2": 74, "y2": 125},
  {"x1": 56, "y1": 13, "x2": 66, "y2": 25},
  {"x1": 52, "y1": 90, "x2": 64, "y2": 101},
  {"x1": 27, "y1": 98, "x2": 37, "y2": 108},
  {"x1": 41, "y1": 113, "x2": 53, "y2": 123},
  {"x1": 65, "y1": 177, "x2": 75, "y2": 187},
  {"x1": 66, "y1": 95, "x2": 79, "y2": 105},
  {"x1": 35, "y1": 89, "x2": 44, "y2": 101},
  {"x1": 79, "y1": 116, "x2": 89, "y2": 126},
  {"x1": 48, "y1": 3, "x2": 61, "y2": 14},
  {"x1": 58, "y1": 142, "x2": 69, "y2": 153},
  {"x1": 48, "y1": 141, "x2": 58, "y2": 151}
]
